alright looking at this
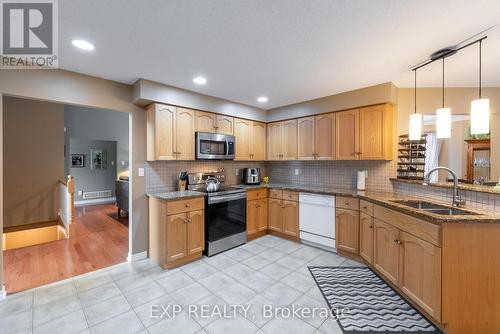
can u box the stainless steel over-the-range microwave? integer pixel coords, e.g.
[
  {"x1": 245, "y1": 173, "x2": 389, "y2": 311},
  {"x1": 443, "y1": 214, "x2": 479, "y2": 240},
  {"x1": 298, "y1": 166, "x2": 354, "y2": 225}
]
[{"x1": 195, "y1": 132, "x2": 235, "y2": 160}]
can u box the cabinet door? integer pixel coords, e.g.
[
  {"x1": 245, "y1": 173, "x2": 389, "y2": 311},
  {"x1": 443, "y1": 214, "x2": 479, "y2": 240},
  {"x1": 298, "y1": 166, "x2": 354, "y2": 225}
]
[
  {"x1": 166, "y1": 213, "x2": 187, "y2": 261},
  {"x1": 267, "y1": 122, "x2": 283, "y2": 160},
  {"x1": 251, "y1": 121, "x2": 267, "y2": 160},
  {"x1": 282, "y1": 200, "x2": 299, "y2": 237},
  {"x1": 335, "y1": 208, "x2": 359, "y2": 253},
  {"x1": 359, "y1": 105, "x2": 387, "y2": 160},
  {"x1": 176, "y1": 108, "x2": 195, "y2": 160},
  {"x1": 148, "y1": 104, "x2": 176, "y2": 161},
  {"x1": 399, "y1": 232, "x2": 441, "y2": 321},
  {"x1": 359, "y1": 212, "x2": 374, "y2": 264},
  {"x1": 315, "y1": 113, "x2": 335, "y2": 160},
  {"x1": 216, "y1": 115, "x2": 234, "y2": 135},
  {"x1": 282, "y1": 120, "x2": 298, "y2": 160},
  {"x1": 186, "y1": 210, "x2": 204, "y2": 255},
  {"x1": 234, "y1": 118, "x2": 252, "y2": 160},
  {"x1": 297, "y1": 117, "x2": 315, "y2": 160},
  {"x1": 373, "y1": 219, "x2": 400, "y2": 285},
  {"x1": 268, "y1": 198, "x2": 283, "y2": 232},
  {"x1": 256, "y1": 198, "x2": 268, "y2": 232},
  {"x1": 246, "y1": 199, "x2": 258, "y2": 235},
  {"x1": 335, "y1": 109, "x2": 359, "y2": 160},
  {"x1": 195, "y1": 111, "x2": 216, "y2": 133}
]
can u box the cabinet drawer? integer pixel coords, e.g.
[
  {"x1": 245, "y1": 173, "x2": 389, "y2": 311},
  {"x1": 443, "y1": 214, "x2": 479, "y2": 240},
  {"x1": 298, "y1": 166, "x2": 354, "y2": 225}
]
[
  {"x1": 359, "y1": 200, "x2": 374, "y2": 216},
  {"x1": 373, "y1": 205, "x2": 441, "y2": 247},
  {"x1": 269, "y1": 189, "x2": 282, "y2": 199},
  {"x1": 247, "y1": 188, "x2": 268, "y2": 201},
  {"x1": 283, "y1": 190, "x2": 299, "y2": 202},
  {"x1": 336, "y1": 196, "x2": 359, "y2": 210},
  {"x1": 166, "y1": 197, "x2": 204, "y2": 215}
]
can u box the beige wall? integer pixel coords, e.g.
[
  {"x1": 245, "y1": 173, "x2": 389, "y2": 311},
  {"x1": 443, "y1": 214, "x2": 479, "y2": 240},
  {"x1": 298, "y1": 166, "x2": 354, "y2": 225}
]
[
  {"x1": 267, "y1": 82, "x2": 397, "y2": 122},
  {"x1": 3, "y1": 97, "x2": 65, "y2": 228},
  {"x1": 398, "y1": 87, "x2": 500, "y2": 182},
  {"x1": 133, "y1": 79, "x2": 268, "y2": 122},
  {"x1": 0, "y1": 69, "x2": 147, "y2": 292}
]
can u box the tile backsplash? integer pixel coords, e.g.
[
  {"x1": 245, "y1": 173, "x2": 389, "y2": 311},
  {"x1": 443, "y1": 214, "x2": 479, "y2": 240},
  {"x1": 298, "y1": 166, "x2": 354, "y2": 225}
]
[
  {"x1": 266, "y1": 160, "x2": 396, "y2": 192},
  {"x1": 145, "y1": 161, "x2": 267, "y2": 193}
]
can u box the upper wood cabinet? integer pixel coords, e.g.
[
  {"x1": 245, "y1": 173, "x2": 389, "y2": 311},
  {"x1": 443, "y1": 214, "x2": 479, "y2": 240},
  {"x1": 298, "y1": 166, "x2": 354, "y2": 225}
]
[
  {"x1": 267, "y1": 120, "x2": 297, "y2": 160},
  {"x1": 146, "y1": 104, "x2": 195, "y2": 161},
  {"x1": 298, "y1": 114, "x2": 335, "y2": 160},
  {"x1": 234, "y1": 118, "x2": 266, "y2": 160},
  {"x1": 195, "y1": 111, "x2": 234, "y2": 135},
  {"x1": 336, "y1": 104, "x2": 394, "y2": 161}
]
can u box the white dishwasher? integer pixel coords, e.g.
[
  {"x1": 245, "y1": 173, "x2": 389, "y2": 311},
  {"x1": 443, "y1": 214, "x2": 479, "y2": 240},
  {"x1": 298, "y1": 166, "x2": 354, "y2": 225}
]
[{"x1": 299, "y1": 193, "x2": 336, "y2": 250}]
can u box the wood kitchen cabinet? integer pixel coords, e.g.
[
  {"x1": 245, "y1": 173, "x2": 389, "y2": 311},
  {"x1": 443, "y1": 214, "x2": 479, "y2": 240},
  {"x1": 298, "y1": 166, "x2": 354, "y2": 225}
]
[
  {"x1": 195, "y1": 111, "x2": 234, "y2": 135},
  {"x1": 247, "y1": 189, "x2": 268, "y2": 238},
  {"x1": 359, "y1": 212, "x2": 374, "y2": 264},
  {"x1": 335, "y1": 208, "x2": 359, "y2": 253},
  {"x1": 234, "y1": 118, "x2": 266, "y2": 160},
  {"x1": 146, "y1": 103, "x2": 195, "y2": 161},
  {"x1": 267, "y1": 190, "x2": 299, "y2": 237},
  {"x1": 335, "y1": 104, "x2": 393, "y2": 161},
  {"x1": 148, "y1": 196, "x2": 205, "y2": 269},
  {"x1": 373, "y1": 218, "x2": 400, "y2": 285},
  {"x1": 298, "y1": 113, "x2": 335, "y2": 160},
  {"x1": 399, "y1": 231, "x2": 441, "y2": 321},
  {"x1": 267, "y1": 120, "x2": 297, "y2": 160}
]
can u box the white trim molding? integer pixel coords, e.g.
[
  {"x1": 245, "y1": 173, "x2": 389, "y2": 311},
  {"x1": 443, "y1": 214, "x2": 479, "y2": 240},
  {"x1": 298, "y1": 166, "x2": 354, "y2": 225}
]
[
  {"x1": 0, "y1": 285, "x2": 6, "y2": 300},
  {"x1": 127, "y1": 251, "x2": 147, "y2": 262}
]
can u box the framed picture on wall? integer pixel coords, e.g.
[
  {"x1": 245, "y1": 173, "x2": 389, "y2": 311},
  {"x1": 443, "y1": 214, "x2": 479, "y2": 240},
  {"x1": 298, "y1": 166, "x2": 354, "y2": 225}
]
[
  {"x1": 71, "y1": 154, "x2": 85, "y2": 168},
  {"x1": 90, "y1": 149, "x2": 107, "y2": 170}
]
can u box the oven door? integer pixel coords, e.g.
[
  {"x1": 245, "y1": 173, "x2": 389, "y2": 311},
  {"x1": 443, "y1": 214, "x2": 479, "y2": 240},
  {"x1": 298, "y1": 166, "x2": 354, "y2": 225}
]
[
  {"x1": 205, "y1": 193, "x2": 246, "y2": 243},
  {"x1": 196, "y1": 132, "x2": 235, "y2": 160}
]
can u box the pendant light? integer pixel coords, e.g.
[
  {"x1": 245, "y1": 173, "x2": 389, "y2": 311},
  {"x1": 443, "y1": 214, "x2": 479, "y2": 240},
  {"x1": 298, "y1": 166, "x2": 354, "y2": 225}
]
[
  {"x1": 409, "y1": 69, "x2": 423, "y2": 141},
  {"x1": 436, "y1": 57, "x2": 451, "y2": 138},
  {"x1": 471, "y1": 39, "x2": 490, "y2": 135}
]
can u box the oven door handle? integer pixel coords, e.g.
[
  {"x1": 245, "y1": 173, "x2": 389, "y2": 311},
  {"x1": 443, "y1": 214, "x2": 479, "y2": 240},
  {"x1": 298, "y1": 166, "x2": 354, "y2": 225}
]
[{"x1": 208, "y1": 193, "x2": 246, "y2": 204}]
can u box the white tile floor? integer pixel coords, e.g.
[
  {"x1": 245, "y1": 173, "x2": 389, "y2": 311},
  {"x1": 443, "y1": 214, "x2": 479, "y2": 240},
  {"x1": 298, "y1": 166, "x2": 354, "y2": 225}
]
[{"x1": 0, "y1": 235, "x2": 366, "y2": 334}]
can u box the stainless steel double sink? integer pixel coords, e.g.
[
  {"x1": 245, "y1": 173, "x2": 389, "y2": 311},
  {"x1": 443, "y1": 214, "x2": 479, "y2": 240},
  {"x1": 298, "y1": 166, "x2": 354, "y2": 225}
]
[{"x1": 391, "y1": 200, "x2": 480, "y2": 216}]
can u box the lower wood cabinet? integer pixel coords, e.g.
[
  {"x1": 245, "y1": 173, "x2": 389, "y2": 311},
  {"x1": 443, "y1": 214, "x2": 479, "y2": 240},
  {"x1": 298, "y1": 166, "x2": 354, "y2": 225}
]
[
  {"x1": 373, "y1": 219, "x2": 400, "y2": 285},
  {"x1": 268, "y1": 192, "x2": 299, "y2": 237},
  {"x1": 149, "y1": 197, "x2": 205, "y2": 269},
  {"x1": 359, "y1": 212, "x2": 374, "y2": 264},
  {"x1": 399, "y1": 231, "x2": 441, "y2": 321},
  {"x1": 247, "y1": 197, "x2": 268, "y2": 237},
  {"x1": 335, "y1": 208, "x2": 359, "y2": 253}
]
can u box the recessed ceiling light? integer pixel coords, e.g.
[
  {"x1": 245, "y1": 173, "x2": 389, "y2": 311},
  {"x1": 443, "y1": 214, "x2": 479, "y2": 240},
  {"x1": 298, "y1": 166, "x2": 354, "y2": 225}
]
[
  {"x1": 71, "y1": 39, "x2": 95, "y2": 51},
  {"x1": 257, "y1": 96, "x2": 268, "y2": 103},
  {"x1": 193, "y1": 76, "x2": 207, "y2": 85}
]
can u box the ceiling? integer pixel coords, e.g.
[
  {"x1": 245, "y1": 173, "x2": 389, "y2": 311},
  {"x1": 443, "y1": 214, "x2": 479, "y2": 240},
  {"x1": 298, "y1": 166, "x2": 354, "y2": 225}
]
[{"x1": 59, "y1": 0, "x2": 500, "y2": 109}]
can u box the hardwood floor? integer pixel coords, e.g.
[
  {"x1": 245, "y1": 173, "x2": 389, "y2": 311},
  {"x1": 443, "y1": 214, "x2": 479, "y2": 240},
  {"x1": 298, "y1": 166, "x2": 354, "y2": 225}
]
[{"x1": 3, "y1": 204, "x2": 128, "y2": 294}]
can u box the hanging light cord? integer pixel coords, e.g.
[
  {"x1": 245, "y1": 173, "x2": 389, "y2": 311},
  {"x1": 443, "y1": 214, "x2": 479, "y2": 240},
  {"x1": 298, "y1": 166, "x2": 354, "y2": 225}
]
[
  {"x1": 479, "y1": 39, "x2": 482, "y2": 98},
  {"x1": 414, "y1": 70, "x2": 417, "y2": 114},
  {"x1": 442, "y1": 57, "x2": 445, "y2": 108}
]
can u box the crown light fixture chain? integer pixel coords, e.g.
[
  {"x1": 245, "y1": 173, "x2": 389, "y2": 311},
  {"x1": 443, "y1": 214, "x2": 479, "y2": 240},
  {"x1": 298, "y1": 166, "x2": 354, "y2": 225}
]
[
  {"x1": 471, "y1": 39, "x2": 490, "y2": 135},
  {"x1": 436, "y1": 56, "x2": 451, "y2": 138}
]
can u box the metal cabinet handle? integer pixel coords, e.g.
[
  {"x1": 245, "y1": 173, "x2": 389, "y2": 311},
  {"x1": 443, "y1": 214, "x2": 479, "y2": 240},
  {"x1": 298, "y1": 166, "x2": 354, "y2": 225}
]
[
  {"x1": 369, "y1": 225, "x2": 373, "y2": 229},
  {"x1": 394, "y1": 239, "x2": 402, "y2": 244},
  {"x1": 185, "y1": 203, "x2": 190, "y2": 207}
]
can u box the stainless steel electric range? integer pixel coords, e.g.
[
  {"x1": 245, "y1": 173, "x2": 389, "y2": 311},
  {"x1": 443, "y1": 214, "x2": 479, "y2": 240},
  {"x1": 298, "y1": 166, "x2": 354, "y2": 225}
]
[{"x1": 187, "y1": 170, "x2": 246, "y2": 256}]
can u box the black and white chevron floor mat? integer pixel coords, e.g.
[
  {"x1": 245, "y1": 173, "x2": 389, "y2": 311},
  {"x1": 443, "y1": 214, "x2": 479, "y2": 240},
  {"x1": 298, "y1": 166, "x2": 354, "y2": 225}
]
[{"x1": 308, "y1": 266, "x2": 442, "y2": 334}]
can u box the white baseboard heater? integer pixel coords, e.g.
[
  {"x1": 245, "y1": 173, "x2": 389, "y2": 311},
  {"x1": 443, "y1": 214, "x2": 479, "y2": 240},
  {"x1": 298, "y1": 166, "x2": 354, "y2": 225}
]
[{"x1": 83, "y1": 190, "x2": 112, "y2": 200}]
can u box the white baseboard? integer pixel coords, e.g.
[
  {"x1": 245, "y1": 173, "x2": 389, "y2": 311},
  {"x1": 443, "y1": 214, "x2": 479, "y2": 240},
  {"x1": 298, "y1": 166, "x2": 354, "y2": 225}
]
[
  {"x1": 0, "y1": 285, "x2": 6, "y2": 300},
  {"x1": 127, "y1": 251, "x2": 147, "y2": 262},
  {"x1": 74, "y1": 197, "x2": 116, "y2": 207}
]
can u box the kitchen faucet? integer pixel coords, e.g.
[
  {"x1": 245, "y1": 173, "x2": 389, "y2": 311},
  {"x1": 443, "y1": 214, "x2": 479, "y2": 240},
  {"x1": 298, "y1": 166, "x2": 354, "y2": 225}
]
[{"x1": 423, "y1": 167, "x2": 466, "y2": 207}]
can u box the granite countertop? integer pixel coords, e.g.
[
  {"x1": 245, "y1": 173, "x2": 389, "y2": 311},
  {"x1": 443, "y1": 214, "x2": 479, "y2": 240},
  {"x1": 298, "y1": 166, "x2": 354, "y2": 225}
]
[
  {"x1": 147, "y1": 190, "x2": 205, "y2": 201},
  {"x1": 237, "y1": 183, "x2": 500, "y2": 224}
]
